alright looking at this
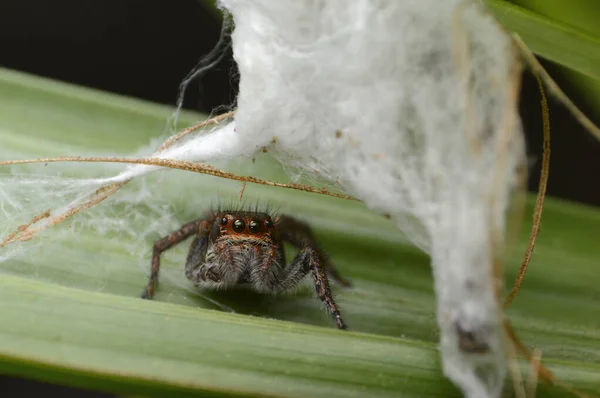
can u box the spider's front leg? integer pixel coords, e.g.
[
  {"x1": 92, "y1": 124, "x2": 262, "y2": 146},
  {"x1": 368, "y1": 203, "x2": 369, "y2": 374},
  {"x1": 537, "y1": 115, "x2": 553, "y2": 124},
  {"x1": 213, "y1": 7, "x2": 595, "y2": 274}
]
[
  {"x1": 283, "y1": 244, "x2": 348, "y2": 330},
  {"x1": 276, "y1": 215, "x2": 351, "y2": 287},
  {"x1": 141, "y1": 219, "x2": 204, "y2": 300}
]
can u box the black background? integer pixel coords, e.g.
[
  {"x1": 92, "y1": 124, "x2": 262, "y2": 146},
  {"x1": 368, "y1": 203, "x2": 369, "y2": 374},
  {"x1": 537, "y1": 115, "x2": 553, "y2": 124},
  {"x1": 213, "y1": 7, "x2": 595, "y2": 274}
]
[{"x1": 0, "y1": 0, "x2": 599, "y2": 396}]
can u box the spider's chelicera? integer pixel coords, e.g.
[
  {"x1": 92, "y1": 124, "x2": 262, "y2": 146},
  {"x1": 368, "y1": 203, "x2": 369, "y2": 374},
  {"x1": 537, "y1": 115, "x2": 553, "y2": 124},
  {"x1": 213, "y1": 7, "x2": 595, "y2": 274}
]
[{"x1": 141, "y1": 209, "x2": 351, "y2": 329}]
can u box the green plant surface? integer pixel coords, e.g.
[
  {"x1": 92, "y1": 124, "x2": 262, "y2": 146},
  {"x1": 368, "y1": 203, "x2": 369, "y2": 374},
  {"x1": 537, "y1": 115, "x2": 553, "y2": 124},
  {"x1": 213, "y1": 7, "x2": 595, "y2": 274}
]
[
  {"x1": 0, "y1": 7, "x2": 599, "y2": 398},
  {"x1": 485, "y1": 0, "x2": 600, "y2": 80},
  {"x1": 0, "y1": 65, "x2": 599, "y2": 397},
  {"x1": 486, "y1": 0, "x2": 600, "y2": 114}
]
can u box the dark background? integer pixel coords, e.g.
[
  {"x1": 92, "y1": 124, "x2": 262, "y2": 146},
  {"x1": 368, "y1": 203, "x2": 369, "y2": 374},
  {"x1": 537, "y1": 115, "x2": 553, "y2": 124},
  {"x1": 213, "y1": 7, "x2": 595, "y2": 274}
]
[{"x1": 0, "y1": 0, "x2": 598, "y2": 396}]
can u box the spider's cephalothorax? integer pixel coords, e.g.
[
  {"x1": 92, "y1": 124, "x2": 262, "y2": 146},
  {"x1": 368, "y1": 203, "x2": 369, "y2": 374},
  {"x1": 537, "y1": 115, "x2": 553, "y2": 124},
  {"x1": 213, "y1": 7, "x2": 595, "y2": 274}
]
[{"x1": 141, "y1": 209, "x2": 351, "y2": 329}]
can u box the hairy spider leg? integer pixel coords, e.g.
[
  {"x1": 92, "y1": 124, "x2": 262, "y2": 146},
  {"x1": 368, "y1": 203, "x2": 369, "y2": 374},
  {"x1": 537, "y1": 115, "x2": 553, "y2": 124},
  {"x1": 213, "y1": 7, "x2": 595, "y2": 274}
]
[
  {"x1": 276, "y1": 215, "x2": 352, "y2": 287},
  {"x1": 184, "y1": 223, "x2": 211, "y2": 281},
  {"x1": 279, "y1": 222, "x2": 347, "y2": 330},
  {"x1": 141, "y1": 219, "x2": 204, "y2": 299}
]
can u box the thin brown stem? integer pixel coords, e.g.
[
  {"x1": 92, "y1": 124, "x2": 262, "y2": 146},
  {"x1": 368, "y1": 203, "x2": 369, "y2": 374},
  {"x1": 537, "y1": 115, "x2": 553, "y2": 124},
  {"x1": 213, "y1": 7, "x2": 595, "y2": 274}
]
[
  {"x1": 505, "y1": 73, "x2": 550, "y2": 307},
  {"x1": 238, "y1": 182, "x2": 247, "y2": 201},
  {"x1": 0, "y1": 156, "x2": 357, "y2": 201},
  {"x1": 0, "y1": 209, "x2": 51, "y2": 247}
]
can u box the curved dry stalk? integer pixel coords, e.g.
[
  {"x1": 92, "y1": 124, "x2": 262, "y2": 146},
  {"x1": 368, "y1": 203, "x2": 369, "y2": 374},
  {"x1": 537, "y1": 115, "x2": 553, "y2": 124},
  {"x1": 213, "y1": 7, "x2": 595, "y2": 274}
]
[
  {"x1": 505, "y1": 72, "x2": 551, "y2": 307},
  {"x1": 499, "y1": 33, "x2": 598, "y2": 398}
]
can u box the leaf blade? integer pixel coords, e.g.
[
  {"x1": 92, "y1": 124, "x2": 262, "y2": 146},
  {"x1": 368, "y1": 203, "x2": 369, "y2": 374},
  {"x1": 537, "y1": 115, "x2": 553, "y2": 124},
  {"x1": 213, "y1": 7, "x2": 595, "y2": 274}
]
[
  {"x1": 0, "y1": 64, "x2": 599, "y2": 397},
  {"x1": 485, "y1": 0, "x2": 600, "y2": 81}
]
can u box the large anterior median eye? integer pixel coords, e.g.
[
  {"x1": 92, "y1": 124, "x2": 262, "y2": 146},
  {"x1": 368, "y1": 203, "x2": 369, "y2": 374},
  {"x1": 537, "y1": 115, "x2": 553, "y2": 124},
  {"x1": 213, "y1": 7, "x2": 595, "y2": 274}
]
[
  {"x1": 248, "y1": 220, "x2": 261, "y2": 233},
  {"x1": 232, "y1": 219, "x2": 246, "y2": 233}
]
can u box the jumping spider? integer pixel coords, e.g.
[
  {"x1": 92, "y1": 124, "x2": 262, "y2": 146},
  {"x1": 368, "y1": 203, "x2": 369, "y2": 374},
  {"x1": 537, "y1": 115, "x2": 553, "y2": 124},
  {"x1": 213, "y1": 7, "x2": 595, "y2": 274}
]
[{"x1": 141, "y1": 209, "x2": 351, "y2": 329}]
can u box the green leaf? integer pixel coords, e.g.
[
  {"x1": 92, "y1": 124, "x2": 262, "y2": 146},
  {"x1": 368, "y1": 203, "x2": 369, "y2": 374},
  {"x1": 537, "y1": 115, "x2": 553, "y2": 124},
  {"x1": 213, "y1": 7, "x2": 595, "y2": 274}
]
[
  {"x1": 485, "y1": 0, "x2": 600, "y2": 80},
  {"x1": 0, "y1": 34, "x2": 599, "y2": 398},
  {"x1": 485, "y1": 0, "x2": 600, "y2": 114}
]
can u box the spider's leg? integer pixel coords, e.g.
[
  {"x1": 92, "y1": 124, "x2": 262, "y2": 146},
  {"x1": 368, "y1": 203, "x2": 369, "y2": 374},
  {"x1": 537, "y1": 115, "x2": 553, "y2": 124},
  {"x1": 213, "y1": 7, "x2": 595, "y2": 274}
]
[
  {"x1": 184, "y1": 220, "x2": 211, "y2": 280},
  {"x1": 270, "y1": 244, "x2": 303, "y2": 290},
  {"x1": 141, "y1": 219, "x2": 202, "y2": 299},
  {"x1": 280, "y1": 242, "x2": 347, "y2": 330},
  {"x1": 277, "y1": 214, "x2": 351, "y2": 287}
]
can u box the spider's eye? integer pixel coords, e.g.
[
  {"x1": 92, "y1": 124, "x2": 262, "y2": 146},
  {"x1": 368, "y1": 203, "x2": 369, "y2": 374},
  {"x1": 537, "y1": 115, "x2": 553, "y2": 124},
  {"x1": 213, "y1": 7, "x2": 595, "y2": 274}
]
[
  {"x1": 220, "y1": 217, "x2": 228, "y2": 226},
  {"x1": 249, "y1": 220, "x2": 261, "y2": 233},
  {"x1": 232, "y1": 219, "x2": 246, "y2": 233},
  {"x1": 264, "y1": 219, "x2": 273, "y2": 228}
]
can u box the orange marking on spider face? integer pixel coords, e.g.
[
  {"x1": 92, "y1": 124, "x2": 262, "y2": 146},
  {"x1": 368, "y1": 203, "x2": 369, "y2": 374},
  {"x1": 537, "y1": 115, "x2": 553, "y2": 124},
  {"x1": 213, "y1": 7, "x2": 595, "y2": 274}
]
[{"x1": 216, "y1": 212, "x2": 274, "y2": 239}]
